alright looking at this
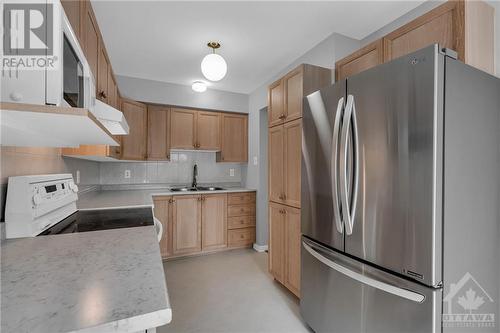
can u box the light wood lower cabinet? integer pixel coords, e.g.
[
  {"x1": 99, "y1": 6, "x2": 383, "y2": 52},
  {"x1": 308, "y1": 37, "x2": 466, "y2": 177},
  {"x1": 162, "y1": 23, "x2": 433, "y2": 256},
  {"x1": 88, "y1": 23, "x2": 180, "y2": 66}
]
[
  {"x1": 172, "y1": 195, "x2": 202, "y2": 255},
  {"x1": 155, "y1": 192, "x2": 255, "y2": 259},
  {"x1": 153, "y1": 196, "x2": 173, "y2": 258},
  {"x1": 201, "y1": 194, "x2": 227, "y2": 251},
  {"x1": 269, "y1": 202, "x2": 301, "y2": 297}
]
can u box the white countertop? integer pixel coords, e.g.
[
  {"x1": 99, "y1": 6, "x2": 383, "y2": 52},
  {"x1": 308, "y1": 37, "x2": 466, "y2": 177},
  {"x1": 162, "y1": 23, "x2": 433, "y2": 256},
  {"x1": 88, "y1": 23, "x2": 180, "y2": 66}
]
[
  {"x1": 77, "y1": 186, "x2": 256, "y2": 210},
  {"x1": 1, "y1": 226, "x2": 172, "y2": 333}
]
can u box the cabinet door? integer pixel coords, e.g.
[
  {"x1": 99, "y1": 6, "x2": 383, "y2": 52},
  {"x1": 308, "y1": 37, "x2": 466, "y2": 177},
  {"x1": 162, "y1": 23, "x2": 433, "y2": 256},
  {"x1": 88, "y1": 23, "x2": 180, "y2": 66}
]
[
  {"x1": 201, "y1": 194, "x2": 227, "y2": 251},
  {"x1": 97, "y1": 42, "x2": 109, "y2": 102},
  {"x1": 284, "y1": 119, "x2": 302, "y2": 208},
  {"x1": 153, "y1": 197, "x2": 172, "y2": 258},
  {"x1": 172, "y1": 195, "x2": 202, "y2": 255},
  {"x1": 269, "y1": 202, "x2": 285, "y2": 283},
  {"x1": 107, "y1": 68, "x2": 118, "y2": 108},
  {"x1": 147, "y1": 105, "x2": 170, "y2": 160},
  {"x1": 170, "y1": 108, "x2": 196, "y2": 149},
  {"x1": 284, "y1": 206, "x2": 301, "y2": 297},
  {"x1": 284, "y1": 67, "x2": 303, "y2": 122},
  {"x1": 335, "y1": 40, "x2": 383, "y2": 81},
  {"x1": 83, "y1": 4, "x2": 99, "y2": 82},
  {"x1": 61, "y1": 0, "x2": 82, "y2": 43},
  {"x1": 383, "y1": 1, "x2": 461, "y2": 62},
  {"x1": 269, "y1": 125, "x2": 284, "y2": 203},
  {"x1": 121, "y1": 99, "x2": 147, "y2": 160},
  {"x1": 196, "y1": 111, "x2": 221, "y2": 150},
  {"x1": 218, "y1": 114, "x2": 248, "y2": 162},
  {"x1": 268, "y1": 79, "x2": 284, "y2": 127}
]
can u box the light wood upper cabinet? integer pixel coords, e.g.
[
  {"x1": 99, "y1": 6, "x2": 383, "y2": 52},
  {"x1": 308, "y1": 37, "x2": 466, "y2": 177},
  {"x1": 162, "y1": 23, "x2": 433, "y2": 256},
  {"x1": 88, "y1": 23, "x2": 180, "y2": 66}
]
[
  {"x1": 107, "y1": 69, "x2": 118, "y2": 109},
  {"x1": 269, "y1": 202, "x2": 285, "y2": 283},
  {"x1": 196, "y1": 111, "x2": 221, "y2": 150},
  {"x1": 336, "y1": 0, "x2": 495, "y2": 79},
  {"x1": 335, "y1": 40, "x2": 384, "y2": 81},
  {"x1": 283, "y1": 119, "x2": 302, "y2": 208},
  {"x1": 217, "y1": 113, "x2": 248, "y2": 162},
  {"x1": 201, "y1": 194, "x2": 227, "y2": 251},
  {"x1": 269, "y1": 125, "x2": 284, "y2": 204},
  {"x1": 153, "y1": 196, "x2": 173, "y2": 258},
  {"x1": 268, "y1": 79, "x2": 285, "y2": 127},
  {"x1": 170, "y1": 108, "x2": 196, "y2": 149},
  {"x1": 121, "y1": 99, "x2": 147, "y2": 160},
  {"x1": 172, "y1": 195, "x2": 202, "y2": 255},
  {"x1": 97, "y1": 43, "x2": 109, "y2": 102},
  {"x1": 83, "y1": 3, "x2": 99, "y2": 82},
  {"x1": 284, "y1": 205, "x2": 301, "y2": 297},
  {"x1": 61, "y1": 0, "x2": 83, "y2": 44},
  {"x1": 147, "y1": 105, "x2": 170, "y2": 160},
  {"x1": 269, "y1": 64, "x2": 331, "y2": 126},
  {"x1": 284, "y1": 67, "x2": 304, "y2": 122}
]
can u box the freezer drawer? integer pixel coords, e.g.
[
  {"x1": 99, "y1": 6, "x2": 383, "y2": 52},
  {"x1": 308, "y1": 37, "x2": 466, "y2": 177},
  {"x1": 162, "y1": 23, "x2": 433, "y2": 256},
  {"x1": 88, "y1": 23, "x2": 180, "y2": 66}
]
[{"x1": 301, "y1": 237, "x2": 441, "y2": 333}]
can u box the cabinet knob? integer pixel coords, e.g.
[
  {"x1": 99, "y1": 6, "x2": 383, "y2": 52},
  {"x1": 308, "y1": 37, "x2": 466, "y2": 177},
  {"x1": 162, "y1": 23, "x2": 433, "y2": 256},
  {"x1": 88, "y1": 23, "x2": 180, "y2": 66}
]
[
  {"x1": 279, "y1": 113, "x2": 286, "y2": 119},
  {"x1": 99, "y1": 90, "x2": 107, "y2": 99}
]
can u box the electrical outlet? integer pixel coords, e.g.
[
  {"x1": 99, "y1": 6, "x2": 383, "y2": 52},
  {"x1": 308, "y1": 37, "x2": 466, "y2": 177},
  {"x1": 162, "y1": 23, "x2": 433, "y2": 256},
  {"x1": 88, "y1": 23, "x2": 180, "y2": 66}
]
[
  {"x1": 253, "y1": 156, "x2": 258, "y2": 166},
  {"x1": 229, "y1": 168, "x2": 235, "y2": 177},
  {"x1": 76, "y1": 170, "x2": 80, "y2": 184},
  {"x1": 124, "y1": 170, "x2": 131, "y2": 179}
]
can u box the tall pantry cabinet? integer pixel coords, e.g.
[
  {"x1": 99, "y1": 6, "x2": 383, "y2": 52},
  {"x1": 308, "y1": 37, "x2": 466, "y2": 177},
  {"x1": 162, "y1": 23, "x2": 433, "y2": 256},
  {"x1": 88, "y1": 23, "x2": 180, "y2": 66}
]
[{"x1": 268, "y1": 64, "x2": 331, "y2": 297}]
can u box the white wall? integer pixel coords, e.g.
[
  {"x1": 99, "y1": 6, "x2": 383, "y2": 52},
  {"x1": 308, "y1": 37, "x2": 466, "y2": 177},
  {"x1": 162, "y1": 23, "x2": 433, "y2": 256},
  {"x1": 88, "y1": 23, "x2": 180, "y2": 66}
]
[
  {"x1": 248, "y1": 32, "x2": 360, "y2": 246},
  {"x1": 116, "y1": 75, "x2": 249, "y2": 113}
]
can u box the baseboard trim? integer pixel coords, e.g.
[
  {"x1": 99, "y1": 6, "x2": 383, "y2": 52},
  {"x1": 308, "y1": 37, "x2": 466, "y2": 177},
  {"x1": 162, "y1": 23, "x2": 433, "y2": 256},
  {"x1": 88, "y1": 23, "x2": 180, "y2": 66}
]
[{"x1": 253, "y1": 243, "x2": 268, "y2": 252}]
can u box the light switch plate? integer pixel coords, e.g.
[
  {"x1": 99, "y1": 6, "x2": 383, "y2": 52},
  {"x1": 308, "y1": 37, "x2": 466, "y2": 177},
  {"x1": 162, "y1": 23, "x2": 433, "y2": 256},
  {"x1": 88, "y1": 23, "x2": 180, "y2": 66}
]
[
  {"x1": 253, "y1": 156, "x2": 258, "y2": 165},
  {"x1": 124, "y1": 170, "x2": 131, "y2": 179},
  {"x1": 76, "y1": 170, "x2": 80, "y2": 184}
]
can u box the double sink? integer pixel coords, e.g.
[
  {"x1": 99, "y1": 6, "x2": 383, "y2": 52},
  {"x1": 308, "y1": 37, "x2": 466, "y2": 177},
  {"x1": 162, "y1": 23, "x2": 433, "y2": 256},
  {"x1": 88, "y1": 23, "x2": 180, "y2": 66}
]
[{"x1": 169, "y1": 186, "x2": 225, "y2": 192}]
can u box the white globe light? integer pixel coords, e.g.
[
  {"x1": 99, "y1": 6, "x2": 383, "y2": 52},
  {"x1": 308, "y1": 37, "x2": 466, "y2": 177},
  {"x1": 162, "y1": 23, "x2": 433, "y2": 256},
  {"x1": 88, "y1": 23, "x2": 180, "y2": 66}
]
[
  {"x1": 201, "y1": 53, "x2": 227, "y2": 81},
  {"x1": 192, "y1": 81, "x2": 207, "y2": 93}
]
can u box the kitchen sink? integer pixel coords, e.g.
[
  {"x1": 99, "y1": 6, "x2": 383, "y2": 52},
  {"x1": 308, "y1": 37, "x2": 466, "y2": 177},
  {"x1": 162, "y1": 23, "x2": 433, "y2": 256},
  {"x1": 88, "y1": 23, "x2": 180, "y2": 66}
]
[{"x1": 169, "y1": 186, "x2": 225, "y2": 192}]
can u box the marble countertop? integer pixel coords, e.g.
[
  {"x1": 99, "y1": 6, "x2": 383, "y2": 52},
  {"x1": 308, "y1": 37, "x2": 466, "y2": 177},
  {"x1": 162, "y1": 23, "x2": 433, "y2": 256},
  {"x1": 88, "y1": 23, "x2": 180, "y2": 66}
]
[
  {"x1": 1, "y1": 226, "x2": 172, "y2": 333},
  {"x1": 77, "y1": 185, "x2": 256, "y2": 210}
]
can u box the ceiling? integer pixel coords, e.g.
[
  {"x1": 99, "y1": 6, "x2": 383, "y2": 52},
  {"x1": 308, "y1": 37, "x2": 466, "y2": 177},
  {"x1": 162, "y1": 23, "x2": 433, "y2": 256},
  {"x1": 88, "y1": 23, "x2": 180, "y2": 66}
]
[{"x1": 92, "y1": 1, "x2": 426, "y2": 94}]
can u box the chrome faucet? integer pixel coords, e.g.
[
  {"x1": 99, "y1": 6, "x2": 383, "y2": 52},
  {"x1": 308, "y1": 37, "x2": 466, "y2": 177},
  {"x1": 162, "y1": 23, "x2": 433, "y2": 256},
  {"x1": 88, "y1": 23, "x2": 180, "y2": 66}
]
[{"x1": 192, "y1": 164, "x2": 198, "y2": 188}]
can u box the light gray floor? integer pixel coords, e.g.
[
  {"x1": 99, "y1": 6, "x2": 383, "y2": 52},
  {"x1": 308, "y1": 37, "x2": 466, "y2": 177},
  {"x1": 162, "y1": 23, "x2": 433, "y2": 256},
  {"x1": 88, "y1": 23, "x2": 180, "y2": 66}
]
[{"x1": 158, "y1": 249, "x2": 311, "y2": 333}]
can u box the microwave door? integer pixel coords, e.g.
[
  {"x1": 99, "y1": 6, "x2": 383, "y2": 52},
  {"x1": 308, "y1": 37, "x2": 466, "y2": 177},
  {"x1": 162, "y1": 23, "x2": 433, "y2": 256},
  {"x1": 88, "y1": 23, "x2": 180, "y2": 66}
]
[
  {"x1": 343, "y1": 45, "x2": 443, "y2": 287},
  {"x1": 301, "y1": 79, "x2": 345, "y2": 252}
]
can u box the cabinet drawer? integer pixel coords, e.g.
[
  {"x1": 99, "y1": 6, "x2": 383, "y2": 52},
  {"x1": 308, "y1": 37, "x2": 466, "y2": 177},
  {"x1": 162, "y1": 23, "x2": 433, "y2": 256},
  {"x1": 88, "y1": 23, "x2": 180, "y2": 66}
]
[
  {"x1": 228, "y1": 192, "x2": 256, "y2": 205},
  {"x1": 228, "y1": 227, "x2": 255, "y2": 247},
  {"x1": 228, "y1": 216, "x2": 256, "y2": 229},
  {"x1": 228, "y1": 204, "x2": 255, "y2": 217}
]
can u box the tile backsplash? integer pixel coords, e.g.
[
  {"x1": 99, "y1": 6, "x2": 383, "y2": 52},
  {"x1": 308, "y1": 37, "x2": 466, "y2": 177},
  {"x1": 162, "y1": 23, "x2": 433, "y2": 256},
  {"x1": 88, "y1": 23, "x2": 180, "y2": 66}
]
[{"x1": 99, "y1": 151, "x2": 243, "y2": 185}]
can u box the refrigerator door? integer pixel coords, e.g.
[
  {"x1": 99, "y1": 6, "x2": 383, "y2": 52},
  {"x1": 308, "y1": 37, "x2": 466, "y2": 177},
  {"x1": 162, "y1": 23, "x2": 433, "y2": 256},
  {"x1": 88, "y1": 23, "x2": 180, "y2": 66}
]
[
  {"x1": 302, "y1": 79, "x2": 346, "y2": 251},
  {"x1": 301, "y1": 237, "x2": 441, "y2": 333},
  {"x1": 343, "y1": 45, "x2": 444, "y2": 287}
]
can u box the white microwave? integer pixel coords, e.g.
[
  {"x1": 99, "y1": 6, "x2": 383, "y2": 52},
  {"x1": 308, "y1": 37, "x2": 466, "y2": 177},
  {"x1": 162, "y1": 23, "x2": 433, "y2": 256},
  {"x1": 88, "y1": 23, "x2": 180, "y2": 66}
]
[{"x1": 1, "y1": 1, "x2": 95, "y2": 111}]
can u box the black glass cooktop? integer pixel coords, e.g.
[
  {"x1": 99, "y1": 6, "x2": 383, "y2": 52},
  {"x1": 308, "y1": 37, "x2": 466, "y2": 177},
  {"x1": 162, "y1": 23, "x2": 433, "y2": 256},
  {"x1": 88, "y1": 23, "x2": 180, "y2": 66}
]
[{"x1": 39, "y1": 207, "x2": 154, "y2": 236}]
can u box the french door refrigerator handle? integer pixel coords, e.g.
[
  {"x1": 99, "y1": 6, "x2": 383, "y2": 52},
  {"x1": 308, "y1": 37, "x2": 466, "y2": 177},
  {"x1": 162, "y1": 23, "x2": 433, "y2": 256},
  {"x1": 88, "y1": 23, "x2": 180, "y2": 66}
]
[
  {"x1": 332, "y1": 97, "x2": 344, "y2": 234},
  {"x1": 340, "y1": 95, "x2": 359, "y2": 235},
  {"x1": 303, "y1": 240, "x2": 425, "y2": 303}
]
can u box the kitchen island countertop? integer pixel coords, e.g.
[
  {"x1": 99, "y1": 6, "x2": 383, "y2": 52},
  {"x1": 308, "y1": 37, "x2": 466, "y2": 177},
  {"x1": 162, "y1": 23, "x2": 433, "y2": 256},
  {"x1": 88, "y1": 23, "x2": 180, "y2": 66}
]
[{"x1": 1, "y1": 226, "x2": 171, "y2": 333}]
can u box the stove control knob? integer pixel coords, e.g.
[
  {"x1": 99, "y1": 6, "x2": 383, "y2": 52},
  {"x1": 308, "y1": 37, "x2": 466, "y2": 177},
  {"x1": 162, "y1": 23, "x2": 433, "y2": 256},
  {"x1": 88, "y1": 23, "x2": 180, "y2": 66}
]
[
  {"x1": 69, "y1": 182, "x2": 78, "y2": 193},
  {"x1": 33, "y1": 194, "x2": 42, "y2": 206}
]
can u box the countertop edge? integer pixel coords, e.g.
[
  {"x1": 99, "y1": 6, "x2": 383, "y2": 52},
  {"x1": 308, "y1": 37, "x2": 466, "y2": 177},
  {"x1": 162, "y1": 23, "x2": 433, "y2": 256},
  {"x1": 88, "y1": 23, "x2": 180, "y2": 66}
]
[{"x1": 72, "y1": 308, "x2": 172, "y2": 333}]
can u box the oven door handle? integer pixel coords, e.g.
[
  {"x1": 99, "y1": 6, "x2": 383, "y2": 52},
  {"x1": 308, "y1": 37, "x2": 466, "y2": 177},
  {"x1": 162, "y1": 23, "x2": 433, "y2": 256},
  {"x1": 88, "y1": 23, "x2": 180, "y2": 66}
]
[{"x1": 154, "y1": 217, "x2": 163, "y2": 243}]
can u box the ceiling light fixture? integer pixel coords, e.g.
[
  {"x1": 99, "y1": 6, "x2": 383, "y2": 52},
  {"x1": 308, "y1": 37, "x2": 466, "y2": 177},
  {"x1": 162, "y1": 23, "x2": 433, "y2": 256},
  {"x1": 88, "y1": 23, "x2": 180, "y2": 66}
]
[
  {"x1": 192, "y1": 81, "x2": 207, "y2": 93},
  {"x1": 201, "y1": 42, "x2": 227, "y2": 82}
]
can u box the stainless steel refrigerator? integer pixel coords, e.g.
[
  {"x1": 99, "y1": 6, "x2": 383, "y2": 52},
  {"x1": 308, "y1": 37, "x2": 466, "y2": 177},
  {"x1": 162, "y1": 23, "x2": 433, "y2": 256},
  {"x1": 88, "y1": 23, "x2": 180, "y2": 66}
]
[{"x1": 301, "y1": 44, "x2": 500, "y2": 333}]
